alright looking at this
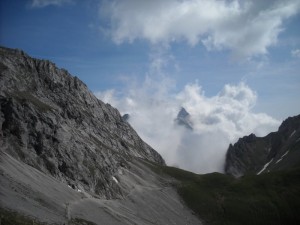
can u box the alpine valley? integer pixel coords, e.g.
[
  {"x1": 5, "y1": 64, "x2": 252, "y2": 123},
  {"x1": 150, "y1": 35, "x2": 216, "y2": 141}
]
[{"x1": 1, "y1": 47, "x2": 300, "y2": 225}]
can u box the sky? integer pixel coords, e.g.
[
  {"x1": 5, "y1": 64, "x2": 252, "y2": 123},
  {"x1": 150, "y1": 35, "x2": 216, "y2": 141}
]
[{"x1": 1, "y1": 0, "x2": 300, "y2": 173}]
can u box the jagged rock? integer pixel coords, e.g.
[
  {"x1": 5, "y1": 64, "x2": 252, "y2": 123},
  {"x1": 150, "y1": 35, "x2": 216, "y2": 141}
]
[
  {"x1": 122, "y1": 113, "x2": 130, "y2": 122},
  {"x1": 0, "y1": 46, "x2": 164, "y2": 199},
  {"x1": 225, "y1": 115, "x2": 300, "y2": 177},
  {"x1": 175, "y1": 107, "x2": 193, "y2": 130}
]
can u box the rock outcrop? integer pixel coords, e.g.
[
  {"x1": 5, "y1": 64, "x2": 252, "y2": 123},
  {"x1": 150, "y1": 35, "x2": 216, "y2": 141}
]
[
  {"x1": 122, "y1": 113, "x2": 130, "y2": 122},
  {"x1": 0, "y1": 46, "x2": 164, "y2": 199},
  {"x1": 225, "y1": 115, "x2": 300, "y2": 177},
  {"x1": 175, "y1": 107, "x2": 193, "y2": 130}
]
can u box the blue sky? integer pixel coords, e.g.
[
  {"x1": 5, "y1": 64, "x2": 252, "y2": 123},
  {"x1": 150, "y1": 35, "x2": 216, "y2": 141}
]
[
  {"x1": 1, "y1": 0, "x2": 300, "y2": 172},
  {"x1": 1, "y1": 0, "x2": 299, "y2": 119}
]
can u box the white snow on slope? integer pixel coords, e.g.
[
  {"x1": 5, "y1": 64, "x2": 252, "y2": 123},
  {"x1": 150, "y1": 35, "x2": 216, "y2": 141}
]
[
  {"x1": 112, "y1": 176, "x2": 119, "y2": 184},
  {"x1": 275, "y1": 151, "x2": 289, "y2": 164},
  {"x1": 257, "y1": 158, "x2": 274, "y2": 175},
  {"x1": 290, "y1": 130, "x2": 296, "y2": 138}
]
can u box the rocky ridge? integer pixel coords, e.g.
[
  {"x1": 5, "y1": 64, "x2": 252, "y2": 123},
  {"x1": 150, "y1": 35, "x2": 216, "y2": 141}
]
[{"x1": 225, "y1": 114, "x2": 300, "y2": 177}]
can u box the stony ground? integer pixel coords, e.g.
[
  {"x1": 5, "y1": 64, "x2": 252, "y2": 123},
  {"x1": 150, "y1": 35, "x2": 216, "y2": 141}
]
[{"x1": 0, "y1": 151, "x2": 202, "y2": 225}]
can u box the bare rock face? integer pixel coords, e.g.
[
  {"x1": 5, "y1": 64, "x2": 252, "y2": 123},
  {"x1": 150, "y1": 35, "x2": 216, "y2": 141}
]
[
  {"x1": 224, "y1": 133, "x2": 271, "y2": 177},
  {"x1": 225, "y1": 115, "x2": 300, "y2": 177},
  {"x1": 0, "y1": 46, "x2": 164, "y2": 199},
  {"x1": 175, "y1": 107, "x2": 193, "y2": 130}
]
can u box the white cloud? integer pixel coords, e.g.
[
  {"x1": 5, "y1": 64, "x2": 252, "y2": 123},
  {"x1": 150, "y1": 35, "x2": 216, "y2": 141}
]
[
  {"x1": 95, "y1": 78, "x2": 280, "y2": 174},
  {"x1": 291, "y1": 49, "x2": 300, "y2": 58},
  {"x1": 31, "y1": 0, "x2": 73, "y2": 8},
  {"x1": 101, "y1": 0, "x2": 300, "y2": 59}
]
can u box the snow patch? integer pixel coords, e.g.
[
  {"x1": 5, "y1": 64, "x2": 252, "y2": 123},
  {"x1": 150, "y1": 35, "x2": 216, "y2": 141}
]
[
  {"x1": 290, "y1": 130, "x2": 296, "y2": 138},
  {"x1": 112, "y1": 176, "x2": 119, "y2": 184},
  {"x1": 77, "y1": 189, "x2": 82, "y2": 193},
  {"x1": 275, "y1": 150, "x2": 289, "y2": 164},
  {"x1": 281, "y1": 150, "x2": 289, "y2": 158},
  {"x1": 68, "y1": 185, "x2": 72, "y2": 189},
  {"x1": 257, "y1": 158, "x2": 274, "y2": 175}
]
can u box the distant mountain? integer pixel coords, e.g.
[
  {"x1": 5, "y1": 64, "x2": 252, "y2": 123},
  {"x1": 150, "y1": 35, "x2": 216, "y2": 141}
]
[
  {"x1": 175, "y1": 107, "x2": 193, "y2": 130},
  {"x1": 122, "y1": 108, "x2": 194, "y2": 131},
  {"x1": 0, "y1": 47, "x2": 201, "y2": 225},
  {"x1": 225, "y1": 114, "x2": 300, "y2": 177}
]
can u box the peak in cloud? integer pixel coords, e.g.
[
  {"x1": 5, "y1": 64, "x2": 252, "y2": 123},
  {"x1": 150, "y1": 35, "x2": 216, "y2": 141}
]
[
  {"x1": 96, "y1": 77, "x2": 280, "y2": 174},
  {"x1": 101, "y1": 0, "x2": 300, "y2": 59}
]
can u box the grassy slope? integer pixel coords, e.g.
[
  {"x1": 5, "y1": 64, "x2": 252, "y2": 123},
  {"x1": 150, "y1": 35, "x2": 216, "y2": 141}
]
[
  {"x1": 149, "y1": 163, "x2": 300, "y2": 225},
  {"x1": 0, "y1": 208, "x2": 96, "y2": 225}
]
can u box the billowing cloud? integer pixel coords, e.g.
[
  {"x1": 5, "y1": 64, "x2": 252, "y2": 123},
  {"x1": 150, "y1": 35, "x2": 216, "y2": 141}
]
[
  {"x1": 31, "y1": 0, "x2": 73, "y2": 8},
  {"x1": 101, "y1": 0, "x2": 300, "y2": 59},
  {"x1": 96, "y1": 78, "x2": 280, "y2": 173}
]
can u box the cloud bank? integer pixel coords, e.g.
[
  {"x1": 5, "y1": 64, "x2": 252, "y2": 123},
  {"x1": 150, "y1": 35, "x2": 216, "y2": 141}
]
[
  {"x1": 96, "y1": 79, "x2": 280, "y2": 173},
  {"x1": 101, "y1": 0, "x2": 300, "y2": 59}
]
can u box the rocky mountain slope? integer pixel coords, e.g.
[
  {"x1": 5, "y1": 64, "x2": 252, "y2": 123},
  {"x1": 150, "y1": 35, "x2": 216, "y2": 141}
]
[
  {"x1": 225, "y1": 114, "x2": 300, "y2": 177},
  {"x1": 0, "y1": 46, "x2": 202, "y2": 225}
]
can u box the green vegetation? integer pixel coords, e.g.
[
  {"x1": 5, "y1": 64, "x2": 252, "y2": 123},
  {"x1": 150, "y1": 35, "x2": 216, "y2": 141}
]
[
  {"x1": 148, "y1": 163, "x2": 300, "y2": 225},
  {"x1": 0, "y1": 208, "x2": 96, "y2": 225},
  {"x1": 0, "y1": 208, "x2": 47, "y2": 225},
  {"x1": 68, "y1": 218, "x2": 97, "y2": 225}
]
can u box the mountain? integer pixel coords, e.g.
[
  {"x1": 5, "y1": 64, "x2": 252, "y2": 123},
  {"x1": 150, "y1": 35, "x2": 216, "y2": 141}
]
[
  {"x1": 2, "y1": 46, "x2": 299, "y2": 225},
  {"x1": 0, "y1": 46, "x2": 164, "y2": 197},
  {"x1": 225, "y1": 114, "x2": 300, "y2": 177},
  {"x1": 0, "y1": 47, "x2": 201, "y2": 225},
  {"x1": 175, "y1": 107, "x2": 193, "y2": 130}
]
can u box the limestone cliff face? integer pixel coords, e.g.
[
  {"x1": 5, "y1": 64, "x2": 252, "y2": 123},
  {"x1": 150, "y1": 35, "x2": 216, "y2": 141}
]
[
  {"x1": 0, "y1": 46, "x2": 164, "y2": 199},
  {"x1": 225, "y1": 115, "x2": 300, "y2": 177}
]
